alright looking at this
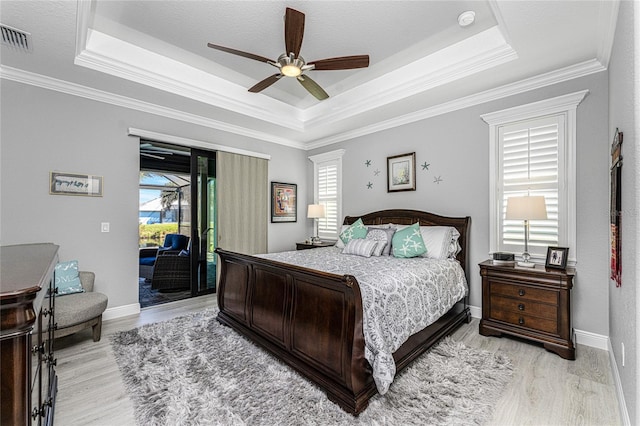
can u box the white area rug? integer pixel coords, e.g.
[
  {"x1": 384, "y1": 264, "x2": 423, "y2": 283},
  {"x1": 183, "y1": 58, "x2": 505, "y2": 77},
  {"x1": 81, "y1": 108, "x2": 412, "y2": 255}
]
[{"x1": 111, "y1": 309, "x2": 512, "y2": 425}]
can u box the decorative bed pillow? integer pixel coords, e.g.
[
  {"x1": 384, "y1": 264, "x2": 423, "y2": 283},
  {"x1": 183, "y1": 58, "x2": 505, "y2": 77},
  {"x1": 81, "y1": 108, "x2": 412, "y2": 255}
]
[
  {"x1": 419, "y1": 226, "x2": 461, "y2": 259},
  {"x1": 391, "y1": 223, "x2": 427, "y2": 258},
  {"x1": 366, "y1": 227, "x2": 396, "y2": 256},
  {"x1": 342, "y1": 238, "x2": 378, "y2": 258},
  {"x1": 334, "y1": 225, "x2": 349, "y2": 248},
  {"x1": 54, "y1": 260, "x2": 85, "y2": 296},
  {"x1": 339, "y1": 218, "x2": 368, "y2": 245}
]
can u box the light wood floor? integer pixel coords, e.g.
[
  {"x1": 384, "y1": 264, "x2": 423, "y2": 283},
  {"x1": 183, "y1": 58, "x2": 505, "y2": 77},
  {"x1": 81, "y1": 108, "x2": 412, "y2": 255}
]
[{"x1": 54, "y1": 296, "x2": 621, "y2": 425}]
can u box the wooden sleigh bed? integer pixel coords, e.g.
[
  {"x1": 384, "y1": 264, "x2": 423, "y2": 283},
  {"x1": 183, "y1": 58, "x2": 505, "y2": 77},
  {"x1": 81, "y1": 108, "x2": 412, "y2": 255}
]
[{"x1": 215, "y1": 209, "x2": 471, "y2": 415}]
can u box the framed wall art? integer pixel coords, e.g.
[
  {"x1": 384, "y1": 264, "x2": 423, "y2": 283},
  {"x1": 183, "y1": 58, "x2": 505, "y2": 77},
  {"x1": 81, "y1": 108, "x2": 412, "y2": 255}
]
[
  {"x1": 387, "y1": 152, "x2": 416, "y2": 192},
  {"x1": 271, "y1": 182, "x2": 297, "y2": 223},
  {"x1": 50, "y1": 172, "x2": 103, "y2": 197},
  {"x1": 545, "y1": 247, "x2": 569, "y2": 270}
]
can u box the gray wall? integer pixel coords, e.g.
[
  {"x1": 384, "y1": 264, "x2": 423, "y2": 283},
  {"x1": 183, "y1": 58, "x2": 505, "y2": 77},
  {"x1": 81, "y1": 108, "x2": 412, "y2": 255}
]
[
  {"x1": 0, "y1": 80, "x2": 309, "y2": 310},
  {"x1": 608, "y1": 0, "x2": 637, "y2": 423},
  {"x1": 308, "y1": 72, "x2": 611, "y2": 337}
]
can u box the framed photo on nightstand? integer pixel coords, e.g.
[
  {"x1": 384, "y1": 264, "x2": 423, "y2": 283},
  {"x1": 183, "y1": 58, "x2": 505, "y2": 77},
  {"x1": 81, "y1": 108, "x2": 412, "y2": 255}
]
[{"x1": 545, "y1": 247, "x2": 568, "y2": 270}]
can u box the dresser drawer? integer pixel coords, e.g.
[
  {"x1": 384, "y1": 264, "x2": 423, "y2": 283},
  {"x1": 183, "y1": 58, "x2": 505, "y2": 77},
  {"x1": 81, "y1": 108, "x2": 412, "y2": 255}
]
[
  {"x1": 490, "y1": 309, "x2": 558, "y2": 335},
  {"x1": 490, "y1": 281, "x2": 558, "y2": 305},
  {"x1": 490, "y1": 294, "x2": 558, "y2": 319}
]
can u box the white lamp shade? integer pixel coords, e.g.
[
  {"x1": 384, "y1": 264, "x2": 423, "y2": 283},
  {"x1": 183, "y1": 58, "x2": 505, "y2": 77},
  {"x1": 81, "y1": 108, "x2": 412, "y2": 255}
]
[
  {"x1": 307, "y1": 204, "x2": 326, "y2": 219},
  {"x1": 505, "y1": 196, "x2": 548, "y2": 220}
]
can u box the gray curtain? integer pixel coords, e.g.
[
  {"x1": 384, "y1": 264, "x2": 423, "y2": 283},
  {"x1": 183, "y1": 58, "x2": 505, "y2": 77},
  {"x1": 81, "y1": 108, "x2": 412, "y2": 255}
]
[{"x1": 216, "y1": 151, "x2": 268, "y2": 255}]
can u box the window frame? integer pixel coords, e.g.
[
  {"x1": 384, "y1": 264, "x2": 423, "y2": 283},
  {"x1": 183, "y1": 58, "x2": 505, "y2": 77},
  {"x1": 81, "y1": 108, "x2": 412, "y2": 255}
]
[
  {"x1": 309, "y1": 149, "x2": 345, "y2": 242},
  {"x1": 481, "y1": 90, "x2": 588, "y2": 265}
]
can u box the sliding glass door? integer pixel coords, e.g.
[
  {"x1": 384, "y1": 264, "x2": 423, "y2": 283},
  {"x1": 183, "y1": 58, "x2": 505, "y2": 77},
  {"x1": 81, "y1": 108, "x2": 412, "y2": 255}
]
[{"x1": 190, "y1": 149, "x2": 217, "y2": 295}]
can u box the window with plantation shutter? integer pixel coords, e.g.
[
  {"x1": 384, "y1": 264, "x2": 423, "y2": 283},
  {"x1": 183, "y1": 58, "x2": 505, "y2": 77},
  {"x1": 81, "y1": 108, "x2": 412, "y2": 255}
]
[
  {"x1": 499, "y1": 117, "x2": 562, "y2": 257},
  {"x1": 481, "y1": 91, "x2": 587, "y2": 264},
  {"x1": 309, "y1": 150, "x2": 345, "y2": 241}
]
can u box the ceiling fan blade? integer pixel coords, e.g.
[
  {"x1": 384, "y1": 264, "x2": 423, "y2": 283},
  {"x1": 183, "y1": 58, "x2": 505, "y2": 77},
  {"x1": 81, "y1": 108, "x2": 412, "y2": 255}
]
[
  {"x1": 248, "y1": 74, "x2": 283, "y2": 93},
  {"x1": 297, "y1": 75, "x2": 329, "y2": 100},
  {"x1": 308, "y1": 55, "x2": 370, "y2": 70},
  {"x1": 207, "y1": 43, "x2": 272, "y2": 63},
  {"x1": 285, "y1": 7, "x2": 305, "y2": 58}
]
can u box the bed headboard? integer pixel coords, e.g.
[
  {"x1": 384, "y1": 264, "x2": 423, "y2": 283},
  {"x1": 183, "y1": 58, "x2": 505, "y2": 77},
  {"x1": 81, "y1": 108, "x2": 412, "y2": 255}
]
[{"x1": 343, "y1": 209, "x2": 471, "y2": 277}]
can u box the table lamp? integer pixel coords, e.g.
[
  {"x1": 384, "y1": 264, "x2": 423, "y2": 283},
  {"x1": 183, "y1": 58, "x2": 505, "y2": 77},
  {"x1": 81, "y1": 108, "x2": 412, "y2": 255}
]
[
  {"x1": 505, "y1": 195, "x2": 548, "y2": 267},
  {"x1": 307, "y1": 204, "x2": 326, "y2": 244}
]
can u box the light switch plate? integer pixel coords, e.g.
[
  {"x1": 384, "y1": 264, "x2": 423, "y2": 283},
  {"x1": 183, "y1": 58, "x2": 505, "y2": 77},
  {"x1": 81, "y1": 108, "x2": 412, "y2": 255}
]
[{"x1": 101, "y1": 222, "x2": 110, "y2": 233}]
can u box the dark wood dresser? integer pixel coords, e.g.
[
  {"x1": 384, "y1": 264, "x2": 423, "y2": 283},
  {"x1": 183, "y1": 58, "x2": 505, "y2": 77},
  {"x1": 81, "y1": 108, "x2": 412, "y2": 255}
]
[
  {"x1": 479, "y1": 260, "x2": 575, "y2": 360},
  {"x1": 1, "y1": 243, "x2": 59, "y2": 425}
]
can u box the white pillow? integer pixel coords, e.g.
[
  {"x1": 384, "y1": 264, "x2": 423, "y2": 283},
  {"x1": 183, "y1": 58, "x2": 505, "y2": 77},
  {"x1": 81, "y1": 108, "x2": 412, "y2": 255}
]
[
  {"x1": 342, "y1": 239, "x2": 378, "y2": 257},
  {"x1": 419, "y1": 226, "x2": 461, "y2": 259},
  {"x1": 334, "y1": 225, "x2": 349, "y2": 248}
]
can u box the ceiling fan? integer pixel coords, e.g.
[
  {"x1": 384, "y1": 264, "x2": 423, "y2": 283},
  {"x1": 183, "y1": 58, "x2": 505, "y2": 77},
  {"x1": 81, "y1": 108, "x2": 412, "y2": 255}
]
[{"x1": 207, "y1": 7, "x2": 369, "y2": 100}]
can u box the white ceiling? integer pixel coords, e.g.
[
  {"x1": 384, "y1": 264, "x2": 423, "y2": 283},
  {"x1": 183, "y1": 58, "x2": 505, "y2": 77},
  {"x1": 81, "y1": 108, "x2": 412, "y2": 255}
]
[{"x1": 0, "y1": 1, "x2": 619, "y2": 150}]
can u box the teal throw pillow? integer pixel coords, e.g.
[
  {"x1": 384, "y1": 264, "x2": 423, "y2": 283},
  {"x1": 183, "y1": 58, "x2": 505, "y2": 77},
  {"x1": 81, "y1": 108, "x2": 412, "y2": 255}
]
[
  {"x1": 55, "y1": 260, "x2": 85, "y2": 296},
  {"x1": 392, "y1": 223, "x2": 427, "y2": 258},
  {"x1": 339, "y1": 218, "x2": 368, "y2": 244}
]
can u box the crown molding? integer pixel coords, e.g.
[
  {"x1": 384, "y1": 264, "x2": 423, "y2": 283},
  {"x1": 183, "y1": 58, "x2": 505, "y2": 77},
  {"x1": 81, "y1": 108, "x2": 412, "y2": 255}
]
[
  {"x1": 302, "y1": 26, "x2": 517, "y2": 128},
  {"x1": 307, "y1": 58, "x2": 604, "y2": 149},
  {"x1": 596, "y1": 0, "x2": 621, "y2": 69},
  {"x1": 1, "y1": 54, "x2": 605, "y2": 153},
  {"x1": 0, "y1": 65, "x2": 305, "y2": 150},
  {"x1": 76, "y1": 29, "x2": 304, "y2": 131}
]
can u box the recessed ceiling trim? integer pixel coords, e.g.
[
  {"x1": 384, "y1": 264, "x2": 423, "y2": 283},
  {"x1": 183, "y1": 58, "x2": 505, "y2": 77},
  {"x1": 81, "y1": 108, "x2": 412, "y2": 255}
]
[
  {"x1": 76, "y1": 29, "x2": 305, "y2": 131},
  {"x1": 306, "y1": 59, "x2": 604, "y2": 150},
  {"x1": 0, "y1": 56, "x2": 605, "y2": 153},
  {"x1": 595, "y1": 0, "x2": 620, "y2": 68},
  {"x1": 301, "y1": 26, "x2": 517, "y2": 128},
  {"x1": 0, "y1": 65, "x2": 305, "y2": 150}
]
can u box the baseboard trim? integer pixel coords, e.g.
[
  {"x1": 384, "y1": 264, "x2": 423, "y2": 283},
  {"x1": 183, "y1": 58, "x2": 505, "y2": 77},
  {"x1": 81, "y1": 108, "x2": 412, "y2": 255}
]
[
  {"x1": 103, "y1": 303, "x2": 140, "y2": 321},
  {"x1": 573, "y1": 328, "x2": 609, "y2": 350},
  {"x1": 608, "y1": 339, "x2": 631, "y2": 426},
  {"x1": 469, "y1": 304, "x2": 482, "y2": 319}
]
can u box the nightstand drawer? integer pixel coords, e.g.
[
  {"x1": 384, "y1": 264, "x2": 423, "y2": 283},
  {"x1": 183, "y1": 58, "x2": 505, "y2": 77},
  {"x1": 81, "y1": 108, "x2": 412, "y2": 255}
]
[
  {"x1": 490, "y1": 294, "x2": 557, "y2": 319},
  {"x1": 490, "y1": 309, "x2": 558, "y2": 334},
  {"x1": 490, "y1": 281, "x2": 558, "y2": 305}
]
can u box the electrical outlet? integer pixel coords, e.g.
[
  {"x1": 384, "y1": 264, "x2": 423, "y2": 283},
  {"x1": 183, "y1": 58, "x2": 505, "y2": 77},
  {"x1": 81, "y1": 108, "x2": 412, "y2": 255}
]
[
  {"x1": 101, "y1": 222, "x2": 110, "y2": 233},
  {"x1": 622, "y1": 342, "x2": 625, "y2": 367}
]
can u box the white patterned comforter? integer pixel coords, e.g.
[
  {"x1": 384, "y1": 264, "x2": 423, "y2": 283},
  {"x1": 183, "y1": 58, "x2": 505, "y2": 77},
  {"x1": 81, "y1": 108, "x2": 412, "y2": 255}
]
[{"x1": 258, "y1": 247, "x2": 468, "y2": 394}]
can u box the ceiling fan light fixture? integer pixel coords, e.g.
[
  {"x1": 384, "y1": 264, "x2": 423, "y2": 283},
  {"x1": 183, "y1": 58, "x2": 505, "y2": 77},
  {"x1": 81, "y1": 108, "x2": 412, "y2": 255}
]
[
  {"x1": 458, "y1": 10, "x2": 476, "y2": 27},
  {"x1": 277, "y1": 53, "x2": 305, "y2": 77},
  {"x1": 281, "y1": 64, "x2": 302, "y2": 77}
]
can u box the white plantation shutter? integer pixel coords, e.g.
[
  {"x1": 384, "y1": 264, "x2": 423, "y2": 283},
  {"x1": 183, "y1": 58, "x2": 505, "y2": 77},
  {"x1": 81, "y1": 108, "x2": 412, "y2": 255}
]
[
  {"x1": 317, "y1": 161, "x2": 339, "y2": 240},
  {"x1": 309, "y1": 150, "x2": 344, "y2": 241},
  {"x1": 482, "y1": 91, "x2": 585, "y2": 264},
  {"x1": 499, "y1": 116, "x2": 563, "y2": 256}
]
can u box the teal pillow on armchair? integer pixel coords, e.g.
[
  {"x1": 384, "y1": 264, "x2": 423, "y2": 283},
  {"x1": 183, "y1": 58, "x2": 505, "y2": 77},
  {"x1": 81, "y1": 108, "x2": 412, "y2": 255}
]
[{"x1": 55, "y1": 260, "x2": 85, "y2": 296}]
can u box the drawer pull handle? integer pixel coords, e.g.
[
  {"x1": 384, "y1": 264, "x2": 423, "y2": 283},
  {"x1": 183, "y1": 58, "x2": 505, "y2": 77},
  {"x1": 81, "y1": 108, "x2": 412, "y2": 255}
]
[
  {"x1": 518, "y1": 303, "x2": 525, "y2": 311},
  {"x1": 518, "y1": 317, "x2": 525, "y2": 325},
  {"x1": 518, "y1": 289, "x2": 525, "y2": 296}
]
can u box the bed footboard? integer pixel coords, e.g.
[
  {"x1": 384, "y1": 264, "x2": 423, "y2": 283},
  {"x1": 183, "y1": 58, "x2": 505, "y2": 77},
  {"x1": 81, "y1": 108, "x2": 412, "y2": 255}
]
[{"x1": 215, "y1": 248, "x2": 375, "y2": 414}]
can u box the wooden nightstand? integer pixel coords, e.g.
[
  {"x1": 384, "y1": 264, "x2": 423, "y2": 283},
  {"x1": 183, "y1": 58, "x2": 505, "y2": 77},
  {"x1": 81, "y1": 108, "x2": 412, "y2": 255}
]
[
  {"x1": 296, "y1": 241, "x2": 335, "y2": 250},
  {"x1": 479, "y1": 260, "x2": 576, "y2": 360}
]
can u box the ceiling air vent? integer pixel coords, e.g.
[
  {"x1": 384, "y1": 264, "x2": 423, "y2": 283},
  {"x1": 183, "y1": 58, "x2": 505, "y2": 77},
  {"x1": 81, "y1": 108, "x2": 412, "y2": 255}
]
[{"x1": 1, "y1": 24, "x2": 32, "y2": 52}]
